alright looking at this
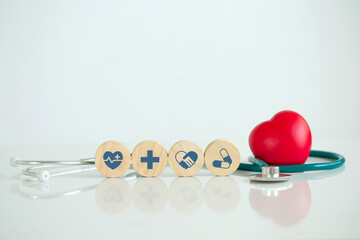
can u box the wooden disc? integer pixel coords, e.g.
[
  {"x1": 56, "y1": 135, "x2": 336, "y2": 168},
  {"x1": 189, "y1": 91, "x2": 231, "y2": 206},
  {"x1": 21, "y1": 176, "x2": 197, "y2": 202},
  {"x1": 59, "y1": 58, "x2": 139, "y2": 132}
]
[
  {"x1": 132, "y1": 140, "x2": 168, "y2": 177},
  {"x1": 168, "y1": 140, "x2": 204, "y2": 177},
  {"x1": 204, "y1": 139, "x2": 241, "y2": 176},
  {"x1": 94, "y1": 140, "x2": 131, "y2": 178}
]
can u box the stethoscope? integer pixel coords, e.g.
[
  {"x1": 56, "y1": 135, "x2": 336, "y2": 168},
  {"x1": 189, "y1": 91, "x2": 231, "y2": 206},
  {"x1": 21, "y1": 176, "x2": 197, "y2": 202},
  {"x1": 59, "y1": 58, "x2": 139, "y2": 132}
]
[
  {"x1": 10, "y1": 157, "x2": 96, "y2": 181},
  {"x1": 10, "y1": 150, "x2": 345, "y2": 182},
  {"x1": 240, "y1": 150, "x2": 345, "y2": 181}
]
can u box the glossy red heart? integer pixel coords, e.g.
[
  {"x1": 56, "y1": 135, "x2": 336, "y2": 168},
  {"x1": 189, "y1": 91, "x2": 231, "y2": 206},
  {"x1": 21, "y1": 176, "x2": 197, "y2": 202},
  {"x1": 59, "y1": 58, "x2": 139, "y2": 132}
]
[{"x1": 249, "y1": 110, "x2": 312, "y2": 165}]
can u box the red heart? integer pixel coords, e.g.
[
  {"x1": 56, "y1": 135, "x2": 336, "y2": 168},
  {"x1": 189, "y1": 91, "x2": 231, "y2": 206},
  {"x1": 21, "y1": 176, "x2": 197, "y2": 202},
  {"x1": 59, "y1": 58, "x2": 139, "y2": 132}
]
[{"x1": 249, "y1": 110, "x2": 312, "y2": 165}]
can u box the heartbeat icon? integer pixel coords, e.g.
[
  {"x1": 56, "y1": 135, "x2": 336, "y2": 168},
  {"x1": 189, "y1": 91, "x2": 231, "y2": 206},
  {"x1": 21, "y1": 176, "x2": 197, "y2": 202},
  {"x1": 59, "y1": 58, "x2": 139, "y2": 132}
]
[
  {"x1": 103, "y1": 151, "x2": 124, "y2": 170},
  {"x1": 106, "y1": 154, "x2": 122, "y2": 163}
]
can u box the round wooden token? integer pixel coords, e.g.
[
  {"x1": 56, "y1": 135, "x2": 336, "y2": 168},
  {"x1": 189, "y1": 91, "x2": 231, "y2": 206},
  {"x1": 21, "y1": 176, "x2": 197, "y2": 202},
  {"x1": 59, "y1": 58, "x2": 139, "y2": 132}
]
[
  {"x1": 168, "y1": 140, "x2": 204, "y2": 177},
  {"x1": 204, "y1": 139, "x2": 241, "y2": 176},
  {"x1": 132, "y1": 140, "x2": 168, "y2": 177},
  {"x1": 94, "y1": 140, "x2": 131, "y2": 178}
]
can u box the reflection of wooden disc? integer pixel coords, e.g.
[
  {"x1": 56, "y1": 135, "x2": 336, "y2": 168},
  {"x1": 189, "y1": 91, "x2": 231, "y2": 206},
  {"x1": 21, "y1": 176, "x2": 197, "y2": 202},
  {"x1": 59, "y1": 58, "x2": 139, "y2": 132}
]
[
  {"x1": 95, "y1": 141, "x2": 131, "y2": 178},
  {"x1": 132, "y1": 140, "x2": 168, "y2": 177},
  {"x1": 204, "y1": 139, "x2": 241, "y2": 176},
  {"x1": 132, "y1": 178, "x2": 168, "y2": 213},
  {"x1": 95, "y1": 178, "x2": 131, "y2": 214},
  {"x1": 205, "y1": 177, "x2": 240, "y2": 212},
  {"x1": 169, "y1": 177, "x2": 203, "y2": 212},
  {"x1": 169, "y1": 140, "x2": 204, "y2": 177}
]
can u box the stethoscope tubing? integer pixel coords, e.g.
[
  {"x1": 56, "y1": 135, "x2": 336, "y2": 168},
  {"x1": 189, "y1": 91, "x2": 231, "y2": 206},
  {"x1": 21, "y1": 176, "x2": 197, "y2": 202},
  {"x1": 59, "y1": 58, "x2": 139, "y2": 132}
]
[
  {"x1": 14, "y1": 158, "x2": 94, "y2": 166},
  {"x1": 12, "y1": 150, "x2": 345, "y2": 180},
  {"x1": 238, "y1": 150, "x2": 345, "y2": 173}
]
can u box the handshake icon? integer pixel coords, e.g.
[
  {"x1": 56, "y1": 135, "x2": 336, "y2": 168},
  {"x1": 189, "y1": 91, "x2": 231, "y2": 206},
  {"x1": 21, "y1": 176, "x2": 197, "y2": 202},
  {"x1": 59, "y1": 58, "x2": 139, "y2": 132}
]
[{"x1": 175, "y1": 151, "x2": 199, "y2": 169}]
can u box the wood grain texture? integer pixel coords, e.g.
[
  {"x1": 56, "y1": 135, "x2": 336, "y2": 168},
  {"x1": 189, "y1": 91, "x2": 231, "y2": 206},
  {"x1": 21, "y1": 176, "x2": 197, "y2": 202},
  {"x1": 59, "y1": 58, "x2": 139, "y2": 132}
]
[
  {"x1": 132, "y1": 140, "x2": 168, "y2": 177},
  {"x1": 204, "y1": 139, "x2": 241, "y2": 176},
  {"x1": 168, "y1": 140, "x2": 204, "y2": 177},
  {"x1": 94, "y1": 140, "x2": 131, "y2": 178}
]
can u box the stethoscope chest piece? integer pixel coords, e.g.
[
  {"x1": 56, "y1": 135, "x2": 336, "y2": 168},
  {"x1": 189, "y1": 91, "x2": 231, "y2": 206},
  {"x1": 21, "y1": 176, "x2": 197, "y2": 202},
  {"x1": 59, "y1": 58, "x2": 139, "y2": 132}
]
[{"x1": 249, "y1": 166, "x2": 292, "y2": 182}]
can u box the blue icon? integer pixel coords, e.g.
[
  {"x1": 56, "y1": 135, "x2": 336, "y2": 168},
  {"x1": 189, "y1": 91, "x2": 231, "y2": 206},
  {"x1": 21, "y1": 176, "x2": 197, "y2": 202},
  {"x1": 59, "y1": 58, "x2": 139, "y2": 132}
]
[
  {"x1": 103, "y1": 151, "x2": 123, "y2": 169},
  {"x1": 141, "y1": 150, "x2": 159, "y2": 169},
  {"x1": 212, "y1": 148, "x2": 232, "y2": 169},
  {"x1": 175, "y1": 151, "x2": 198, "y2": 169}
]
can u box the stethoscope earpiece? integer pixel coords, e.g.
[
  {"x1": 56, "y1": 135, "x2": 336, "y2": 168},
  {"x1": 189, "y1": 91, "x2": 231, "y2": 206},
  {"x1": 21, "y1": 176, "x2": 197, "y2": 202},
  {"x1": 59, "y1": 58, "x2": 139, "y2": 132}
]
[
  {"x1": 36, "y1": 170, "x2": 50, "y2": 182},
  {"x1": 9, "y1": 157, "x2": 20, "y2": 168}
]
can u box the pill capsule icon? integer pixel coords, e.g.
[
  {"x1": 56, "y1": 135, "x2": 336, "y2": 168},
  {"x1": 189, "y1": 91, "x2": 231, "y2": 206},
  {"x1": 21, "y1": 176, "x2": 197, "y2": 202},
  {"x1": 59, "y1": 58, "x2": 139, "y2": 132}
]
[{"x1": 212, "y1": 148, "x2": 232, "y2": 169}]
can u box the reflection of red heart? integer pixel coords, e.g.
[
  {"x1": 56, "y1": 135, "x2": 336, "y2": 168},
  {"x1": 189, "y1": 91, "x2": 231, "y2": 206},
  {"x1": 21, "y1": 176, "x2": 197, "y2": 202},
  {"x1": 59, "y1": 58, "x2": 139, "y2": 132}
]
[
  {"x1": 249, "y1": 110, "x2": 312, "y2": 165},
  {"x1": 249, "y1": 181, "x2": 311, "y2": 226}
]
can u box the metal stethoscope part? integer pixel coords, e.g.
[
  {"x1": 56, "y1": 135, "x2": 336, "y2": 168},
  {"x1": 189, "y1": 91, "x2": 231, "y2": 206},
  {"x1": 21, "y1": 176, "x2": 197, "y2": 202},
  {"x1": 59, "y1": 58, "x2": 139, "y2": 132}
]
[
  {"x1": 242, "y1": 150, "x2": 345, "y2": 182},
  {"x1": 10, "y1": 157, "x2": 96, "y2": 181},
  {"x1": 249, "y1": 166, "x2": 292, "y2": 182}
]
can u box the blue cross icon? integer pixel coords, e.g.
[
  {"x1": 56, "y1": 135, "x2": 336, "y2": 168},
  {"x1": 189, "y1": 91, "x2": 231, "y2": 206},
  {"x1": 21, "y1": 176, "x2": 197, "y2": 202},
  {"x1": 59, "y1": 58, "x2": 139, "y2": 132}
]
[{"x1": 141, "y1": 150, "x2": 159, "y2": 169}]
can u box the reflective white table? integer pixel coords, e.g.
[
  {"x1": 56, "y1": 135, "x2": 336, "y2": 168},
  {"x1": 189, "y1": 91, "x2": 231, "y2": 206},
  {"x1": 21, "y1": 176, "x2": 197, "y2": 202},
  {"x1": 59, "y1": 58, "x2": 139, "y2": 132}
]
[{"x1": 0, "y1": 139, "x2": 358, "y2": 239}]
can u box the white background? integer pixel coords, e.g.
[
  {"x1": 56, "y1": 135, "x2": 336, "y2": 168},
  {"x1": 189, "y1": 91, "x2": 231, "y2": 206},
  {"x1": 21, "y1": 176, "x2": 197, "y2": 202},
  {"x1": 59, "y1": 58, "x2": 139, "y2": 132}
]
[
  {"x1": 1, "y1": 2, "x2": 360, "y2": 239},
  {"x1": 0, "y1": 0, "x2": 359, "y2": 147}
]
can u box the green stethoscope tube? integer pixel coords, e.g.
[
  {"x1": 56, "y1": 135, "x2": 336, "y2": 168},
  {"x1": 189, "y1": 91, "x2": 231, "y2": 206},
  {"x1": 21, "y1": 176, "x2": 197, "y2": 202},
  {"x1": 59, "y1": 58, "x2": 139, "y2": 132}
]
[{"x1": 238, "y1": 150, "x2": 345, "y2": 173}]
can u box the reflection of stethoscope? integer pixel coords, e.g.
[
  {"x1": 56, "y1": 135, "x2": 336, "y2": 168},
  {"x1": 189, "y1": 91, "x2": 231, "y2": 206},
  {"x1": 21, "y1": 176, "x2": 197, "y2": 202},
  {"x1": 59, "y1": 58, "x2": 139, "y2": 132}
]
[
  {"x1": 11, "y1": 172, "x2": 138, "y2": 200},
  {"x1": 12, "y1": 163, "x2": 344, "y2": 202}
]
